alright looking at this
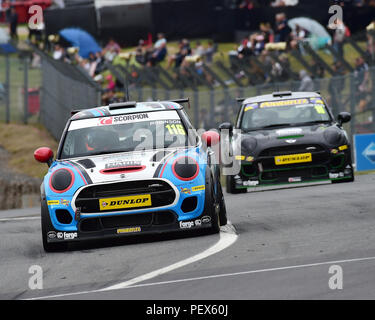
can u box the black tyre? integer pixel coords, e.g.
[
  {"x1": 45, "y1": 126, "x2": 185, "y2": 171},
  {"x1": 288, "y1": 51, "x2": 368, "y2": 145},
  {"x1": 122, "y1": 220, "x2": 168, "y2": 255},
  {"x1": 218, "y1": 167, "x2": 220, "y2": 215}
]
[
  {"x1": 217, "y1": 181, "x2": 227, "y2": 226},
  {"x1": 41, "y1": 200, "x2": 67, "y2": 252},
  {"x1": 226, "y1": 175, "x2": 247, "y2": 194},
  {"x1": 204, "y1": 170, "x2": 220, "y2": 234}
]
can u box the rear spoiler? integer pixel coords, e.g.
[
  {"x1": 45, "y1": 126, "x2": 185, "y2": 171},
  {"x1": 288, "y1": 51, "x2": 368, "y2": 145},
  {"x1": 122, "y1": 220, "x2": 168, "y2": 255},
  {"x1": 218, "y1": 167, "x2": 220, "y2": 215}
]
[
  {"x1": 71, "y1": 109, "x2": 83, "y2": 116},
  {"x1": 171, "y1": 98, "x2": 190, "y2": 109},
  {"x1": 109, "y1": 101, "x2": 137, "y2": 110}
]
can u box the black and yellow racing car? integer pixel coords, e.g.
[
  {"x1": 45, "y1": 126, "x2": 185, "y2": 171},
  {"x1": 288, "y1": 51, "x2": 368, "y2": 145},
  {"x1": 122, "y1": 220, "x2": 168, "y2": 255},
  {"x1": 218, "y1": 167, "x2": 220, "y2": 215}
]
[{"x1": 219, "y1": 91, "x2": 354, "y2": 193}]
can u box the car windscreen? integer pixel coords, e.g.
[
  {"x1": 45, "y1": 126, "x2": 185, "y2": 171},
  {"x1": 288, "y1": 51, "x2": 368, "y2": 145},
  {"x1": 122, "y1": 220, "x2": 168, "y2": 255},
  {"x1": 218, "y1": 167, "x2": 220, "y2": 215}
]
[
  {"x1": 60, "y1": 110, "x2": 191, "y2": 159},
  {"x1": 240, "y1": 98, "x2": 331, "y2": 132}
]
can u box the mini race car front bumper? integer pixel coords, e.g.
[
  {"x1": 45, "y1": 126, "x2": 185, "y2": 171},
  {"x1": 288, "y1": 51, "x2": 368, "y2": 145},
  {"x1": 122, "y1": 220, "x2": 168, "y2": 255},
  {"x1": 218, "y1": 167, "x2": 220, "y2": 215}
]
[
  {"x1": 45, "y1": 210, "x2": 213, "y2": 243},
  {"x1": 234, "y1": 148, "x2": 353, "y2": 189}
]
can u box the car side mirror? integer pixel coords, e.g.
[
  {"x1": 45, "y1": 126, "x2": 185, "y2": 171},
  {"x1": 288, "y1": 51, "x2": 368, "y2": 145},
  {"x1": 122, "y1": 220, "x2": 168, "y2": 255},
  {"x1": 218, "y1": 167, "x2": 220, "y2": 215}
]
[
  {"x1": 201, "y1": 130, "x2": 220, "y2": 147},
  {"x1": 337, "y1": 112, "x2": 351, "y2": 126},
  {"x1": 34, "y1": 147, "x2": 54, "y2": 167},
  {"x1": 219, "y1": 122, "x2": 233, "y2": 134}
]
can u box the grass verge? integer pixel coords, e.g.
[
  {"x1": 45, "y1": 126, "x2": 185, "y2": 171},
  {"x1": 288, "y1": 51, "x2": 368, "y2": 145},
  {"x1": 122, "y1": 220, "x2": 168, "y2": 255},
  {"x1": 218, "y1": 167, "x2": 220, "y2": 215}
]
[{"x1": 0, "y1": 123, "x2": 58, "y2": 179}]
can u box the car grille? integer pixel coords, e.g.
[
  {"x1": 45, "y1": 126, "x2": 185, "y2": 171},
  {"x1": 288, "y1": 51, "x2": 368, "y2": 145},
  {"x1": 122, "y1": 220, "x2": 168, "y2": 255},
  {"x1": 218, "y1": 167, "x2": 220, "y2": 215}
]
[
  {"x1": 258, "y1": 144, "x2": 325, "y2": 157},
  {"x1": 260, "y1": 166, "x2": 328, "y2": 183},
  {"x1": 79, "y1": 211, "x2": 177, "y2": 233},
  {"x1": 75, "y1": 179, "x2": 176, "y2": 214},
  {"x1": 258, "y1": 144, "x2": 329, "y2": 170}
]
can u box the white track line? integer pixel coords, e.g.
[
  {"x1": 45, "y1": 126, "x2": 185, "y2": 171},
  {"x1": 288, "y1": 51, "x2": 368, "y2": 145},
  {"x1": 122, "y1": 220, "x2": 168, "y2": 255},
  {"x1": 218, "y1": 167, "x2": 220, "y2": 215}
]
[
  {"x1": 0, "y1": 217, "x2": 39, "y2": 222},
  {"x1": 27, "y1": 222, "x2": 238, "y2": 300},
  {"x1": 102, "y1": 223, "x2": 238, "y2": 291},
  {"x1": 118, "y1": 255, "x2": 375, "y2": 290},
  {"x1": 29, "y1": 253, "x2": 375, "y2": 300}
]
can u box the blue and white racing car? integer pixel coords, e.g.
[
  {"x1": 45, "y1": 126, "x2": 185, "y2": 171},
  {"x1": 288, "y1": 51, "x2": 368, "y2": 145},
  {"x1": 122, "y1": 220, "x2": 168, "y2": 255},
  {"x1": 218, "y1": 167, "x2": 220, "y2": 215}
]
[{"x1": 34, "y1": 100, "x2": 227, "y2": 251}]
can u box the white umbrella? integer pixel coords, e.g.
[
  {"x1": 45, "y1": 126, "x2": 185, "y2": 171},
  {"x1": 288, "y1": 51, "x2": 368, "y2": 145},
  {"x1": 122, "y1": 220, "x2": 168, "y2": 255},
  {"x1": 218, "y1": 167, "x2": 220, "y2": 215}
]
[
  {"x1": 288, "y1": 17, "x2": 331, "y2": 39},
  {"x1": 288, "y1": 17, "x2": 332, "y2": 49}
]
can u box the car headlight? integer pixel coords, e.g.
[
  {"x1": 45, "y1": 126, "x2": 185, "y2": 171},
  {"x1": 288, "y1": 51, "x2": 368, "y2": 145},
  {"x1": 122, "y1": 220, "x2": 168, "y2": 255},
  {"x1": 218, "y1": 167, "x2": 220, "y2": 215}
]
[
  {"x1": 241, "y1": 137, "x2": 257, "y2": 154},
  {"x1": 172, "y1": 157, "x2": 199, "y2": 181},
  {"x1": 49, "y1": 169, "x2": 75, "y2": 193},
  {"x1": 323, "y1": 128, "x2": 343, "y2": 146}
]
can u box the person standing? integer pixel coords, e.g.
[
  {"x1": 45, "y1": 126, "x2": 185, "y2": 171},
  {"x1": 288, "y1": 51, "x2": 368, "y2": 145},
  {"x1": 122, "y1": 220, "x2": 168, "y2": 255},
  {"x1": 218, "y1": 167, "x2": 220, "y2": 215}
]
[
  {"x1": 298, "y1": 70, "x2": 314, "y2": 92},
  {"x1": 8, "y1": 6, "x2": 18, "y2": 41},
  {"x1": 354, "y1": 57, "x2": 369, "y2": 112},
  {"x1": 331, "y1": 19, "x2": 346, "y2": 61}
]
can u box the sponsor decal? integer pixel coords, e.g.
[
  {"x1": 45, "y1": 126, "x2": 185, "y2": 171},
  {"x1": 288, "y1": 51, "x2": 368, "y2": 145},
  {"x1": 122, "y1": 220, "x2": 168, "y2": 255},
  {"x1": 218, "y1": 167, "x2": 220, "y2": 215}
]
[
  {"x1": 113, "y1": 113, "x2": 149, "y2": 123},
  {"x1": 243, "y1": 180, "x2": 259, "y2": 186},
  {"x1": 98, "y1": 114, "x2": 149, "y2": 126},
  {"x1": 331, "y1": 149, "x2": 339, "y2": 154},
  {"x1": 310, "y1": 98, "x2": 324, "y2": 105},
  {"x1": 99, "y1": 194, "x2": 152, "y2": 211},
  {"x1": 117, "y1": 227, "x2": 141, "y2": 234},
  {"x1": 105, "y1": 160, "x2": 142, "y2": 170},
  {"x1": 330, "y1": 172, "x2": 344, "y2": 179},
  {"x1": 288, "y1": 177, "x2": 302, "y2": 183},
  {"x1": 260, "y1": 99, "x2": 308, "y2": 108},
  {"x1": 69, "y1": 111, "x2": 180, "y2": 131},
  {"x1": 244, "y1": 103, "x2": 259, "y2": 112},
  {"x1": 180, "y1": 187, "x2": 192, "y2": 195},
  {"x1": 179, "y1": 218, "x2": 209, "y2": 229},
  {"x1": 60, "y1": 199, "x2": 70, "y2": 206},
  {"x1": 276, "y1": 128, "x2": 303, "y2": 136},
  {"x1": 47, "y1": 231, "x2": 57, "y2": 239},
  {"x1": 192, "y1": 185, "x2": 205, "y2": 192},
  {"x1": 48, "y1": 199, "x2": 70, "y2": 206},
  {"x1": 47, "y1": 200, "x2": 60, "y2": 206},
  {"x1": 99, "y1": 117, "x2": 113, "y2": 125},
  {"x1": 246, "y1": 156, "x2": 254, "y2": 162},
  {"x1": 275, "y1": 153, "x2": 312, "y2": 165},
  {"x1": 201, "y1": 216, "x2": 211, "y2": 224},
  {"x1": 56, "y1": 232, "x2": 78, "y2": 240},
  {"x1": 179, "y1": 220, "x2": 195, "y2": 229}
]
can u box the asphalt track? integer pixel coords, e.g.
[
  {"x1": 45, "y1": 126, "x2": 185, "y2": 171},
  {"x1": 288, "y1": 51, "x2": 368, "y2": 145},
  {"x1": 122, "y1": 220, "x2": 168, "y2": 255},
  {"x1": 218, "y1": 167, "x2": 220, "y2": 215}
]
[{"x1": 0, "y1": 174, "x2": 374, "y2": 300}]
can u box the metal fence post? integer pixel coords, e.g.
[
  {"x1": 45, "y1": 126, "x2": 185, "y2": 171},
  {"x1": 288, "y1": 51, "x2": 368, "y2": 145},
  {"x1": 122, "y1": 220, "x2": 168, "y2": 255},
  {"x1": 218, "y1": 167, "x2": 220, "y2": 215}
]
[
  {"x1": 193, "y1": 89, "x2": 199, "y2": 129},
  {"x1": 209, "y1": 89, "x2": 215, "y2": 125},
  {"x1": 23, "y1": 56, "x2": 29, "y2": 124},
  {"x1": 372, "y1": 68, "x2": 375, "y2": 133},
  {"x1": 5, "y1": 54, "x2": 10, "y2": 124},
  {"x1": 349, "y1": 73, "x2": 356, "y2": 156}
]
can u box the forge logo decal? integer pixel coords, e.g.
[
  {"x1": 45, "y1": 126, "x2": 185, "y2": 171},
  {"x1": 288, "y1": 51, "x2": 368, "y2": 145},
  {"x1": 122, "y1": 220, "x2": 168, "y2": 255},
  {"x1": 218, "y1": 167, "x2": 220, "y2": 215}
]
[{"x1": 99, "y1": 194, "x2": 152, "y2": 211}]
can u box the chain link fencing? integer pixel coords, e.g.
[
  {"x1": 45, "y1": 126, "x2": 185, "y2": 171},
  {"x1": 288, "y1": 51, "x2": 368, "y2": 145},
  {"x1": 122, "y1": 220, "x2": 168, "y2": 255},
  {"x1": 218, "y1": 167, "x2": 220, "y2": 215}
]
[
  {"x1": 0, "y1": 51, "x2": 42, "y2": 124},
  {"x1": 127, "y1": 67, "x2": 375, "y2": 144},
  {"x1": 2, "y1": 47, "x2": 374, "y2": 146},
  {"x1": 38, "y1": 50, "x2": 102, "y2": 140}
]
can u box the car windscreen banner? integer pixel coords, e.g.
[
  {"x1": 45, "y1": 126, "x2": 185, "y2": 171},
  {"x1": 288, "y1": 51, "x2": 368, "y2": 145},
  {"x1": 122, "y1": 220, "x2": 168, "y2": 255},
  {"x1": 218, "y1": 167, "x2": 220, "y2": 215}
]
[{"x1": 68, "y1": 110, "x2": 180, "y2": 131}]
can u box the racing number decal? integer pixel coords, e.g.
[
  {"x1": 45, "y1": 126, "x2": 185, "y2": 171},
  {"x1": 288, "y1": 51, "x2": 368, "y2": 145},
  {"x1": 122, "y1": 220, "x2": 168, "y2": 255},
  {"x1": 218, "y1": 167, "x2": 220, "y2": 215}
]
[
  {"x1": 166, "y1": 124, "x2": 186, "y2": 135},
  {"x1": 314, "y1": 105, "x2": 326, "y2": 114}
]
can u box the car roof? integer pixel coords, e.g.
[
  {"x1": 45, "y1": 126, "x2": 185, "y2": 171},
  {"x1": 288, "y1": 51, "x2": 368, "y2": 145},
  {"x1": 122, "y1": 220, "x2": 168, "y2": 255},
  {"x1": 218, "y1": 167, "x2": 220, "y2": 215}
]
[
  {"x1": 242, "y1": 91, "x2": 322, "y2": 105},
  {"x1": 70, "y1": 101, "x2": 184, "y2": 121}
]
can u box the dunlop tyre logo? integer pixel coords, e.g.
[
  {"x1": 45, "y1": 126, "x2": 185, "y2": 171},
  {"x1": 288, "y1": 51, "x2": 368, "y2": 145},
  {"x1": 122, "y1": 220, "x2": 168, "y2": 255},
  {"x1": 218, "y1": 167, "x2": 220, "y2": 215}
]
[{"x1": 99, "y1": 194, "x2": 152, "y2": 211}]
